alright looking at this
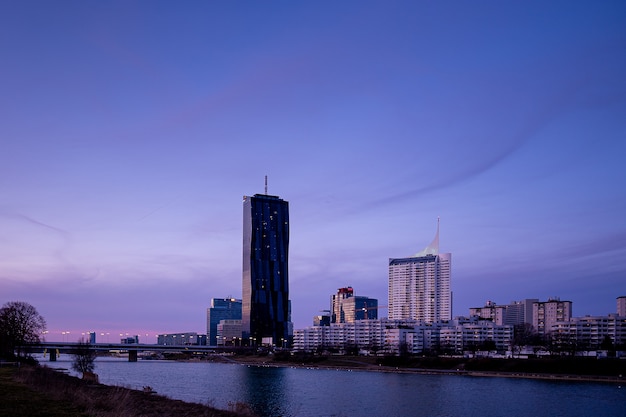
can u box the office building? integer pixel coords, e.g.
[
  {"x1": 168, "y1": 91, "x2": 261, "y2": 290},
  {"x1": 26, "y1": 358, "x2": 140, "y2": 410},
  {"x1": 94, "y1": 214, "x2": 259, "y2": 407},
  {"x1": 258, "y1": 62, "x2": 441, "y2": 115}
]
[
  {"x1": 206, "y1": 298, "x2": 242, "y2": 346},
  {"x1": 242, "y1": 192, "x2": 290, "y2": 346},
  {"x1": 331, "y1": 287, "x2": 378, "y2": 323},
  {"x1": 314, "y1": 311, "x2": 331, "y2": 326},
  {"x1": 388, "y1": 220, "x2": 451, "y2": 323},
  {"x1": 331, "y1": 287, "x2": 354, "y2": 323},
  {"x1": 343, "y1": 296, "x2": 378, "y2": 323},
  {"x1": 216, "y1": 320, "x2": 243, "y2": 346}
]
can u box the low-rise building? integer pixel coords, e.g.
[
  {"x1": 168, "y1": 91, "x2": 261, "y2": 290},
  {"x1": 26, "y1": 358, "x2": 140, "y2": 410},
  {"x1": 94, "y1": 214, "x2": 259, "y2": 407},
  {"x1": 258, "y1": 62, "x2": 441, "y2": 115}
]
[
  {"x1": 469, "y1": 301, "x2": 507, "y2": 325},
  {"x1": 549, "y1": 314, "x2": 626, "y2": 352},
  {"x1": 157, "y1": 332, "x2": 200, "y2": 346},
  {"x1": 293, "y1": 317, "x2": 512, "y2": 355},
  {"x1": 217, "y1": 319, "x2": 243, "y2": 346},
  {"x1": 469, "y1": 299, "x2": 537, "y2": 326},
  {"x1": 120, "y1": 335, "x2": 139, "y2": 344}
]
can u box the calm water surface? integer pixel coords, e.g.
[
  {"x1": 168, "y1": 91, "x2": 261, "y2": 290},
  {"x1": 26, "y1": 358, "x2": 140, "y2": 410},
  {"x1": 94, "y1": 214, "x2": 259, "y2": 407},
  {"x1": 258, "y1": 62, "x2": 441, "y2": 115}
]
[{"x1": 42, "y1": 357, "x2": 626, "y2": 417}]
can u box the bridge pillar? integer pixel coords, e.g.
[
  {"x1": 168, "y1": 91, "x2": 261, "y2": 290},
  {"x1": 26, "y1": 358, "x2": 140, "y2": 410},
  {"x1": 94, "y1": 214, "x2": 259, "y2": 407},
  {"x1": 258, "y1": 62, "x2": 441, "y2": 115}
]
[
  {"x1": 128, "y1": 350, "x2": 138, "y2": 362},
  {"x1": 49, "y1": 349, "x2": 57, "y2": 362}
]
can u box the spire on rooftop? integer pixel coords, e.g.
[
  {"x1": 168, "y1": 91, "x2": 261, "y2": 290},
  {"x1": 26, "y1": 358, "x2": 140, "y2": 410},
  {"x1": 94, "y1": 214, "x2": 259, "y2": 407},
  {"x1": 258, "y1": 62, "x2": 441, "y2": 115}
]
[{"x1": 412, "y1": 217, "x2": 440, "y2": 257}]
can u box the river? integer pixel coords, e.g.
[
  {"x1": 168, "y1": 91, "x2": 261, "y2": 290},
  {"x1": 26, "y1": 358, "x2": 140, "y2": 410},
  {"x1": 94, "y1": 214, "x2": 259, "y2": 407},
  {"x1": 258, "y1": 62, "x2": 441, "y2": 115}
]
[{"x1": 38, "y1": 356, "x2": 626, "y2": 417}]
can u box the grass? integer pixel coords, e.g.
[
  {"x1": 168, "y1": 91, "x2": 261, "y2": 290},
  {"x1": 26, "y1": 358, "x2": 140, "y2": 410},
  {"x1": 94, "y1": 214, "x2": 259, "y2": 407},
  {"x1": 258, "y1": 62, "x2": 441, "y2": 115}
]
[
  {"x1": 0, "y1": 366, "x2": 88, "y2": 417},
  {"x1": 1, "y1": 364, "x2": 255, "y2": 417}
]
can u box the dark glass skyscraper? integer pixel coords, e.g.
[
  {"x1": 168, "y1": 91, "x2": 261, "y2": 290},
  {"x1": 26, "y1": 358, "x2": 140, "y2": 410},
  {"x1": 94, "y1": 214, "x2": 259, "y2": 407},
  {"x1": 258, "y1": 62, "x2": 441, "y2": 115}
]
[{"x1": 242, "y1": 193, "x2": 289, "y2": 346}]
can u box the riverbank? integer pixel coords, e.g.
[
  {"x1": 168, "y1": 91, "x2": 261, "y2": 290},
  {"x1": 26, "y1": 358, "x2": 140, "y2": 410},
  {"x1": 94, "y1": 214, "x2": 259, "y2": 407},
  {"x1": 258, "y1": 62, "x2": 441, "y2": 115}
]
[
  {"x1": 210, "y1": 353, "x2": 626, "y2": 384},
  {"x1": 4, "y1": 356, "x2": 622, "y2": 417},
  {"x1": 0, "y1": 365, "x2": 254, "y2": 417}
]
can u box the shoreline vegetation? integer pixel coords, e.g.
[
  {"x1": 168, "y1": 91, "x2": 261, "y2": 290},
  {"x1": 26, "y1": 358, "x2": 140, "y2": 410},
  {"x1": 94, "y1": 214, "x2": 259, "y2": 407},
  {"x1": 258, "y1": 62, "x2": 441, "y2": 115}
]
[
  {"x1": 1, "y1": 354, "x2": 624, "y2": 417},
  {"x1": 216, "y1": 352, "x2": 626, "y2": 384}
]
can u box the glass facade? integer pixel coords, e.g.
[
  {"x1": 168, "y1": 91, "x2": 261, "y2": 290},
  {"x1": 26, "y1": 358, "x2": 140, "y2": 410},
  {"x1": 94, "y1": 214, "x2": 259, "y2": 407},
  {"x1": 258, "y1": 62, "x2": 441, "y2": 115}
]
[
  {"x1": 344, "y1": 296, "x2": 379, "y2": 322},
  {"x1": 206, "y1": 298, "x2": 242, "y2": 346},
  {"x1": 242, "y1": 194, "x2": 289, "y2": 346},
  {"x1": 331, "y1": 287, "x2": 354, "y2": 323},
  {"x1": 330, "y1": 287, "x2": 378, "y2": 323}
]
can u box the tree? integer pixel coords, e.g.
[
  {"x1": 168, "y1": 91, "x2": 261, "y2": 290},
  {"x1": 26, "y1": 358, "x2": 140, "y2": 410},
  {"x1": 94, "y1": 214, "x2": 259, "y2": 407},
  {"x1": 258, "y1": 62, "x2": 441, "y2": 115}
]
[
  {"x1": 343, "y1": 342, "x2": 359, "y2": 356},
  {"x1": 0, "y1": 301, "x2": 46, "y2": 359},
  {"x1": 72, "y1": 338, "x2": 97, "y2": 377},
  {"x1": 479, "y1": 339, "x2": 497, "y2": 353},
  {"x1": 512, "y1": 323, "x2": 535, "y2": 357},
  {"x1": 465, "y1": 341, "x2": 480, "y2": 356},
  {"x1": 600, "y1": 335, "x2": 615, "y2": 357}
]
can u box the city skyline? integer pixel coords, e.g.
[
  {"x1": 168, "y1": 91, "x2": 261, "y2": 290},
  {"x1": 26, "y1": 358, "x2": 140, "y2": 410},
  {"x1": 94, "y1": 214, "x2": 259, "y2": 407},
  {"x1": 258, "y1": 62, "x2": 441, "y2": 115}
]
[{"x1": 1, "y1": 2, "x2": 625, "y2": 342}]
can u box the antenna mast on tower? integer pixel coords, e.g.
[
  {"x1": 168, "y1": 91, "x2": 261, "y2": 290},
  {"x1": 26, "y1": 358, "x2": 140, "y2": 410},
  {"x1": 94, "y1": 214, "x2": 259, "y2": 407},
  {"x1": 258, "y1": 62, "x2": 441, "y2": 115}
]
[{"x1": 265, "y1": 175, "x2": 268, "y2": 195}]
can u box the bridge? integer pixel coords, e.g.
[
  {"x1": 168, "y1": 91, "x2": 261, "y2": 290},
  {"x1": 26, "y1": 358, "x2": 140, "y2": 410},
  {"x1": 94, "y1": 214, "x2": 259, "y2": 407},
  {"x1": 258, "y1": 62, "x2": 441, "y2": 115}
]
[{"x1": 25, "y1": 342, "x2": 244, "y2": 362}]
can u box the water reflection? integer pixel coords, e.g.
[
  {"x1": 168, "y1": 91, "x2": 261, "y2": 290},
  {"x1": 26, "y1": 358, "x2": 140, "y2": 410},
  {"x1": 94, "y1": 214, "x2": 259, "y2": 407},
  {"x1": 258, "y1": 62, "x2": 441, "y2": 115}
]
[{"x1": 242, "y1": 366, "x2": 290, "y2": 417}]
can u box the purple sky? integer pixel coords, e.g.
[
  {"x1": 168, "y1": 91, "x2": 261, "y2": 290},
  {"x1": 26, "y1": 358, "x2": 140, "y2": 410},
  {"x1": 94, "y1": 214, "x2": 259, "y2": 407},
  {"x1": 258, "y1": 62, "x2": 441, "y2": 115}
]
[{"x1": 1, "y1": 1, "x2": 625, "y2": 343}]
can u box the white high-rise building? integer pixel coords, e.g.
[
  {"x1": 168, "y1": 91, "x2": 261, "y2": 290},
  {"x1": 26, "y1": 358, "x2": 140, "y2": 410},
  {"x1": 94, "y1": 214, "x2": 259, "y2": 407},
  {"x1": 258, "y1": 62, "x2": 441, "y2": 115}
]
[{"x1": 388, "y1": 220, "x2": 451, "y2": 323}]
